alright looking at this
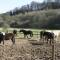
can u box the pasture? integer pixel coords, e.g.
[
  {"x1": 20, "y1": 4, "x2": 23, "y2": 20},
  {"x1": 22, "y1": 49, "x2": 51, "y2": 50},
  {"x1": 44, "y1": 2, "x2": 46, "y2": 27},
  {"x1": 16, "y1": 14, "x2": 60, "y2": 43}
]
[{"x1": 0, "y1": 28, "x2": 60, "y2": 60}]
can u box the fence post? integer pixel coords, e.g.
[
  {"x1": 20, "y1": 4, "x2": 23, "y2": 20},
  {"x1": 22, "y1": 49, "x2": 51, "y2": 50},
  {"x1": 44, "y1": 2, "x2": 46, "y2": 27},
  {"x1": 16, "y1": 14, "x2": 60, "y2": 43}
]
[{"x1": 52, "y1": 39, "x2": 55, "y2": 60}]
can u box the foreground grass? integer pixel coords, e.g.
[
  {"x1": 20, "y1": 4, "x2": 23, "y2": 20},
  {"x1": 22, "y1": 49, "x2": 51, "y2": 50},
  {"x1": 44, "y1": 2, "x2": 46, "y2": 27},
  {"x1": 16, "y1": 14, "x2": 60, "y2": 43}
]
[{"x1": 0, "y1": 38, "x2": 60, "y2": 60}]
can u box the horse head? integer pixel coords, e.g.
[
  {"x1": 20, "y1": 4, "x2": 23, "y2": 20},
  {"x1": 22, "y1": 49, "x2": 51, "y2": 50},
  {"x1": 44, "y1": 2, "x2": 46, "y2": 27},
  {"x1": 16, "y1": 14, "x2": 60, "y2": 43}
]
[
  {"x1": 40, "y1": 30, "x2": 45, "y2": 39},
  {"x1": 13, "y1": 30, "x2": 17, "y2": 35}
]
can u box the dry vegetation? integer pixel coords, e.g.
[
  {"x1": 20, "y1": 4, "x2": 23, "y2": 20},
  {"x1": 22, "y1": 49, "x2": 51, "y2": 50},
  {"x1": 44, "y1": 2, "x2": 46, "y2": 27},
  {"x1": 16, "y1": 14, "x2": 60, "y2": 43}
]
[{"x1": 0, "y1": 34, "x2": 60, "y2": 60}]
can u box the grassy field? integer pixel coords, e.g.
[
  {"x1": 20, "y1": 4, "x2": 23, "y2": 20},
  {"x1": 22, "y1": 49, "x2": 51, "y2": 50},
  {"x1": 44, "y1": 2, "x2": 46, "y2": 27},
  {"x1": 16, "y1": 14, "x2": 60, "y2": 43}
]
[{"x1": 0, "y1": 28, "x2": 60, "y2": 60}]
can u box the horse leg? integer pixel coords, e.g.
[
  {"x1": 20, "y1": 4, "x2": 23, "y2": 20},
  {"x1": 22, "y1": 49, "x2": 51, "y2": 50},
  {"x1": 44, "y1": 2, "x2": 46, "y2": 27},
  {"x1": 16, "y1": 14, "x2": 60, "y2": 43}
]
[
  {"x1": 42, "y1": 37, "x2": 45, "y2": 43},
  {"x1": 50, "y1": 39, "x2": 52, "y2": 45},
  {"x1": 45, "y1": 36, "x2": 48, "y2": 43},
  {"x1": 42, "y1": 36, "x2": 44, "y2": 43},
  {"x1": 3, "y1": 39, "x2": 4, "y2": 45},
  {"x1": 24, "y1": 34, "x2": 26, "y2": 38},
  {"x1": 13, "y1": 37, "x2": 15, "y2": 44},
  {"x1": 30, "y1": 34, "x2": 32, "y2": 37},
  {"x1": 3, "y1": 36, "x2": 5, "y2": 45},
  {"x1": 27, "y1": 35, "x2": 28, "y2": 38},
  {"x1": 0, "y1": 41, "x2": 1, "y2": 44},
  {"x1": 11, "y1": 36, "x2": 15, "y2": 44},
  {"x1": 46, "y1": 38, "x2": 48, "y2": 44}
]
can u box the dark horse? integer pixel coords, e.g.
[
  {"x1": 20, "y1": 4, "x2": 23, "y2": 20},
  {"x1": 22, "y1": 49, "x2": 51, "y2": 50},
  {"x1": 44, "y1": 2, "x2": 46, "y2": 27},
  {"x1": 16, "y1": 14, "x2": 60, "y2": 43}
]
[
  {"x1": 0, "y1": 32, "x2": 15, "y2": 44},
  {"x1": 40, "y1": 31, "x2": 54, "y2": 44},
  {"x1": 19, "y1": 29, "x2": 33, "y2": 38}
]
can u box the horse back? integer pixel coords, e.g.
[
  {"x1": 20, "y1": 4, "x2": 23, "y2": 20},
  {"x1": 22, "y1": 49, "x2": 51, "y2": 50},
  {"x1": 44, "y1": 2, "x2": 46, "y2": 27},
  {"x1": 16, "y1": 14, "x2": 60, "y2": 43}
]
[
  {"x1": 40, "y1": 31, "x2": 54, "y2": 39},
  {"x1": 44, "y1": 32, "x2": 54, "y2": 39},
  {"x1": 5, "y1": 33, "x2": 14, "y2": 40}
]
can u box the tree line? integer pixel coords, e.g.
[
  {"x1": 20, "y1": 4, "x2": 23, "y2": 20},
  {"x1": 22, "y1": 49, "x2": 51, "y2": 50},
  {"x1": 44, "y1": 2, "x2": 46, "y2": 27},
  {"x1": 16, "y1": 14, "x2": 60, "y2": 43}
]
[{"x1": 5, "y1": 0, "x2": 60, "y2": 16}]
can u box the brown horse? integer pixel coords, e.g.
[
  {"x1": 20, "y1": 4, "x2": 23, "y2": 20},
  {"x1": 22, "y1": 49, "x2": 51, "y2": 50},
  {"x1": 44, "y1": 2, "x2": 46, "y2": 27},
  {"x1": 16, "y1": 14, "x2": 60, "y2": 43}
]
[
  {"x1": 4, "y1": 33, "x2": 15, "y2": 44},
  {"x1": 0, "y1": 32, "x2": 15, "y2": 44}
]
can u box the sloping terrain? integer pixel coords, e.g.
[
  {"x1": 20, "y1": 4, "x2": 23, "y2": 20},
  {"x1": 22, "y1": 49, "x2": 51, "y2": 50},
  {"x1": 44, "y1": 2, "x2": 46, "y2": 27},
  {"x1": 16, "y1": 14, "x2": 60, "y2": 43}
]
[{"x1": 0, "y1": 9, "x2": 60, "y2": 29}]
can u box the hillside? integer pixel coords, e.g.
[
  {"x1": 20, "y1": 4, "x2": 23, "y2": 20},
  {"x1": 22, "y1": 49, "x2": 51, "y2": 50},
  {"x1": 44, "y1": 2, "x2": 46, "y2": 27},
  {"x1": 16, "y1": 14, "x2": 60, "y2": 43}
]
[{"x1": 0, "y1": 9, "x2": 60, "y2": 29}]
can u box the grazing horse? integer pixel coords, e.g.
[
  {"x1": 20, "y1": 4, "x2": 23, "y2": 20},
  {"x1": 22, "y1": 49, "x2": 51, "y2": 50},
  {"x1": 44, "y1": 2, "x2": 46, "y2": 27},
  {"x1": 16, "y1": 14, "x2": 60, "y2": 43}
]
[
  {"x1": 4, "y1": 33, "x2": 15, "y2": 44},
  {"x1": 19, "y1": 29, "x2": 33, "y2": 38},
  {"x1": 40, "y1": 31, "x2": 54, "y2": 44},
  {"x1": 0, "y1": 32, "x2": 15, "y2": 44}
]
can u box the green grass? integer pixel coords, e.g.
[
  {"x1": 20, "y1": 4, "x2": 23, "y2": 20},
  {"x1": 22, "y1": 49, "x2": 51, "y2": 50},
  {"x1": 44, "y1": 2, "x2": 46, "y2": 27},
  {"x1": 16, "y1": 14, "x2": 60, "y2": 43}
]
[{"x1": 0, "y1": 28, "x2": 60, "y2": 36}]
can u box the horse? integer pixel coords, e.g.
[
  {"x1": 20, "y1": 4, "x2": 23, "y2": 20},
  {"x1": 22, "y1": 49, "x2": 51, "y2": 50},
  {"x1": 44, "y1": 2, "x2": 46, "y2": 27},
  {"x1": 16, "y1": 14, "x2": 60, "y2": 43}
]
[
  {"x1": 19, "y1": 29, "x2": 33, "y2": 38},
  {"x1": 40, "y1": 30, "x2": 54, "y2": 44},
  {"x1": 0, "y1": 32, "x2": 15, "y2": 44}
]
